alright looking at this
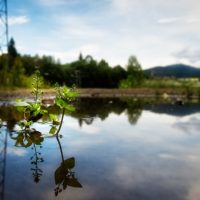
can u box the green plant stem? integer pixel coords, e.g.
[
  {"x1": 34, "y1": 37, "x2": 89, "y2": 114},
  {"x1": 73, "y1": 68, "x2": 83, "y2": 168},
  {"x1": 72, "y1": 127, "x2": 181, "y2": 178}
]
[
  {"x1": 35, "y1": 74, "x2": 39, "y2": 102},
  {"x1": 56, "y1": 135, "x2": 64, "y2": 163},
  {"x1": 55, "y1": 108, "x2": 65, "y2": 137},
  {"x1": 55, "y1": 108, "x2": 65, "y2": 162}
]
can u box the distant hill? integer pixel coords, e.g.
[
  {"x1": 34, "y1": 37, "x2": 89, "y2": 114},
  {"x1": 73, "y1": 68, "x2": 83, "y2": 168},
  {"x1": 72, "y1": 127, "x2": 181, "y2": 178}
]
[{"x1": 144, "y1": 64, "x2": 200, "y2": 78}]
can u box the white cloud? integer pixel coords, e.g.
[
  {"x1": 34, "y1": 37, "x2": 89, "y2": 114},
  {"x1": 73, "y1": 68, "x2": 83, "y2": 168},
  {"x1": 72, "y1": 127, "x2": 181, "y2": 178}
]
[
  {"x1": 8, "y1": 0, "x2": 200, "y2": 68},
  {"x1": 158, "y1": 17, "x2": 200, "y2": 24},
  {"x1": 65, "y1": 121, "x2": 100, "y2": 134},
  {"x1": 53, "y1": 15, "x2": 107, "y2": 40},
  {"x1": 186, "y1": 18, "x2": 200, "y2": 23},
  {"x1": 111, "y1": 0, "x2": 135, "y2": 15},
  {"x1": 172, "y1": 47, "x2": 200, "y2": 65},
  {"x1": 9, "y1": 16, "x2": 29, "y2": 25},
  {"x1": 7, "y1": 147, "x2": 27, "y2": 156},
  {"x1": 173, "y1": 114, "x2": 200, "y2": 135},
  {"x1": 158, "y1": 17, "x2": 182, "y2": 24},
  {"x1": 37, "y1": 43, "x2": 100, "y2": 63},
  {"x1": 38, "y1": 0, "x2": 67, "y2": 6}
]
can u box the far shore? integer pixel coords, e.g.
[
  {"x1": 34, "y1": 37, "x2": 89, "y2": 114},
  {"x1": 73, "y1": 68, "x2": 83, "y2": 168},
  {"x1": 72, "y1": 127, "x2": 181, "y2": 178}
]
[{"x1": 0, "y1": 88, "x2": 199, "y2": 102}]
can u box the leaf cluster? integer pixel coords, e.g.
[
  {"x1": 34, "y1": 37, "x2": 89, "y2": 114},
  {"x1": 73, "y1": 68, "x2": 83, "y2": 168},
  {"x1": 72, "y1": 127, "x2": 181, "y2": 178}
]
[
  {"x1": 54, "y1": 157, "x2": 82, "y2": 196},
  {"x1": 55, "y1": 86, "x2": 78, "y2": 111},
  {"x1": 13, "y1": 129, "x2": 44, "y2": 147}
]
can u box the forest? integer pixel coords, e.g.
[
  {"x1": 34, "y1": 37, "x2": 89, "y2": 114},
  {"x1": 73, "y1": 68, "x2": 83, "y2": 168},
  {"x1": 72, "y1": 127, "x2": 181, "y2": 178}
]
[{"x1": 0, "y1": 38, "x2": 144, "y2": 88}]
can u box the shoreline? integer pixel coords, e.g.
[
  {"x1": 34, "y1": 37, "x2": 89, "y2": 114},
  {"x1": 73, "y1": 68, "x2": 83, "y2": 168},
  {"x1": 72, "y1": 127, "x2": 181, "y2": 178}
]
[{"x1": 0, "y1": 88, "x2": 199, "y2": 101}]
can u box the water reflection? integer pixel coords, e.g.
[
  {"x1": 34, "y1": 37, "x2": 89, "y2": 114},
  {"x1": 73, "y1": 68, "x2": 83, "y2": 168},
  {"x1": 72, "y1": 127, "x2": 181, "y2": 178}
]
[
  {"x1": 2, "y1": 98, "x2": 200, "y2": 130},
  {"x1": 1, "y1": 99, "x2": 200, "y2": 199},
  {"x1": 0, "y1": 117, "x2": 82, "y2": 199},
  {"x1": 145, "y1": 104, "x2": 200, "y2": 116},
  {"x1": 54, "y1": 134, "x2": 82, "y2": 196},
  {"x1": 31, "y1": 143, "x2": 43, "y2": 183},
  {"x1": 10, "y1": 127, "x2": 44, "y2": 183},
  {"x1": 125, "y1": 99, "x2": 143, "y2": 124},
  {"x1": 0, "y1": 98, "x2": 145, "y2": 129},
  {"x1": 0, "y1": 126, "x2": 8, "y2": 200}
]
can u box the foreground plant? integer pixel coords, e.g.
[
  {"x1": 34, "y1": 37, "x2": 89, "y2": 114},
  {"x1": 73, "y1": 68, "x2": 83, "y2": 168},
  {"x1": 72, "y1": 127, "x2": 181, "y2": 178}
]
[
  {"x1": 16, "y1": 70, "x2": 78, "y2": 137},
  {"x1": 14, "y1": 70, "x2": 82, "y2": 192}
]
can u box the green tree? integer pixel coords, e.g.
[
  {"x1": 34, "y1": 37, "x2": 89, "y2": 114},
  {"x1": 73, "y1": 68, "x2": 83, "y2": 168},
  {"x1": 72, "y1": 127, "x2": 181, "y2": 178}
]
[
  {"x1": 127, "y1": 55, "x2": 142, "y2": 74},
  {"x1": 8, "y1": 37, "x2": 18, "y2": 58},
  {"x1": 78, "y1": 52, "x2": 83, "y2": 61},
  {"x1": 120, "y1": 55, "x2": 144, "y2": 88},
  {"x1": 111, "y1": 65, "x2": 127, "y2": 87}
]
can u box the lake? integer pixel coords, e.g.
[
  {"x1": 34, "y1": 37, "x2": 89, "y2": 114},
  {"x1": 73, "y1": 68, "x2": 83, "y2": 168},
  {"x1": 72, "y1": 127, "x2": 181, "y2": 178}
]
[{"x1": 1, "y1": 98, "x2": 200, "y2": 200}]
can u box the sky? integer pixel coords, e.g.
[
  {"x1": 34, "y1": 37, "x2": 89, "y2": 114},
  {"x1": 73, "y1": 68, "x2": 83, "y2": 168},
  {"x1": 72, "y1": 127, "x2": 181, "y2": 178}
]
[{"x1": 1, "y1": 0, "x2": 200, "y2": 69}]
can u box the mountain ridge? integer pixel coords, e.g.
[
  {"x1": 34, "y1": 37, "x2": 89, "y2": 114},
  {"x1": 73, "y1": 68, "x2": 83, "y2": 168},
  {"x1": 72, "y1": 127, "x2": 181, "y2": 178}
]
[{"x1": 144, "y1": 64, "x2": 200, "y2": 78}]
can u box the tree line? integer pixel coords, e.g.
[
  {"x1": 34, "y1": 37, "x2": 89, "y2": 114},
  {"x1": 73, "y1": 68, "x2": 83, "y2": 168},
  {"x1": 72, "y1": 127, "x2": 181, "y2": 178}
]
[{"x1": 0, "y1": 38, "x2": 144, "y2": 88}]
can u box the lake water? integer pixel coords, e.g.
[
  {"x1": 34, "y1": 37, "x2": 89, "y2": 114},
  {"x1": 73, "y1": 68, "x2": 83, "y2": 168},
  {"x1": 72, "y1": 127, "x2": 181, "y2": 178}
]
[{"x1": 1, "y1": 98, "x2": 200, "y2": 200}]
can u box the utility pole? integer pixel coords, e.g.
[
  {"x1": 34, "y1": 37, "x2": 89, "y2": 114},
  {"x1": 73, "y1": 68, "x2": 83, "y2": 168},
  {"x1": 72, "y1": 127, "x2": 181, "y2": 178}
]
[{"x1": 0, "y1": 1, "x2": 9, "y2": 197}]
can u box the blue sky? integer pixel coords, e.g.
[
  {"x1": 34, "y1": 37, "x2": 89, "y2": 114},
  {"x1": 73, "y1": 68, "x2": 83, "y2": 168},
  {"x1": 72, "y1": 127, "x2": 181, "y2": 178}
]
[{"x1": 3, "y1": 0, "x2": 200, "y2": 69}]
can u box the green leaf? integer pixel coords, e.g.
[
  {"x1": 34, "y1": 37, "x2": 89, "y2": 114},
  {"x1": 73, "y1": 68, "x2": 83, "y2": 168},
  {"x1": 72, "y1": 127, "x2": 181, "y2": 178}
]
[
  {"x1": 66, "y1": 91, "x2": 79, "y2": 98},
  {"x1": 49, "y1": 114, "x2": 60, "y2": 125},
  {"x1": 49, "y1": 114, "x2": 57, "y2": 121},
  {"x1": 15, "y1": 100, "x2": 29, "y2": 112},
  {"x1": 49, "y1": 126, "x2": 57, "y2": 135},
  {"x1": 63, "y1": 157, "x2": 75, "y2": 169},
  {"x1": 40, "y1": 109, "x2": 48, "y2": 114},
  {"x1": 55, "y1": 98, "x2": 66, "y2": 109},
  {"x1": 53, "y1": 121, "x2": 60, "y2": 126},
  {"x1": 15, "y1": 100, "x2": 29, "y2": 107},
  {"x1": 55, "y1": 98, "x2": 76, "y2": 111},
  {"x1": 64, "y1": 104, "x2": 75, "y2": 112},
  {"x1": 20, "y1": 120, "x2": 33, "y2": 128}
]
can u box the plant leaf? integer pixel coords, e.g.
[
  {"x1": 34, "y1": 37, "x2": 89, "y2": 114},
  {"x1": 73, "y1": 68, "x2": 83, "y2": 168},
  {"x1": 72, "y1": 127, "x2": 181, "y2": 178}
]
[
  {"x1": 54, "y1": 165, "x2": 65, "y2": 185},
  {"x1": 63, "y1": 157, "x2": 75, "y2": 169},
  {"x1": 67, "y1": 178, "x2": 82, "y2": 188},
  {"x1": 49, "y1": 126, "x2": 57, "y2": 135}
]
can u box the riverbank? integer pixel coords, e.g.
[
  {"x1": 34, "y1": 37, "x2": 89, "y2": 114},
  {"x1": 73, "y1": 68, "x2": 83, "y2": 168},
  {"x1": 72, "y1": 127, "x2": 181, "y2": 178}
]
[{"x1": 0, "y1": 88, "x2": 199, "y2": 101}]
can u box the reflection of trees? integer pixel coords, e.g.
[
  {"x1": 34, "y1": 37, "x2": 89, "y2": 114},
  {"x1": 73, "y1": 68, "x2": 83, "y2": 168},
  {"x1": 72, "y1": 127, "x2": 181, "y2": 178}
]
[
  {"x1": 0, "y1": 106, "x2": 23, "y2": 131},
  {"x1": 144, "y1": 104, "x2": 200, "y2": 117},
  {"x1": 4, "y1": 99, "x2": 200, "y2": 128},
  {"x1": 127, "y1": 108, "x2": 142, "y2": 125},
  {"x1": 78, "y1": 117, "x2": 94, "y2": 127},
  {"x1": 73, "y1": 98, "x2": 143, "y2": 126},
  {"x1": 72, "y1": 98, "x2": 126, "y2": 126},
  {"x1": 0, "y1": 98, "x2": 145, "y2": 128},
  {"x1": 124, "y1": 99, "x2": 143, "y2": 125}
]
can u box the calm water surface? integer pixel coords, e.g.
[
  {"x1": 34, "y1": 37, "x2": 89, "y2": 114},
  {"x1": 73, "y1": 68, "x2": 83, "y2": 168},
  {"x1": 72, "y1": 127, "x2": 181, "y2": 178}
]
[{"x1": 1, "y1": 99, "x2": 200, "y2": 200}]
